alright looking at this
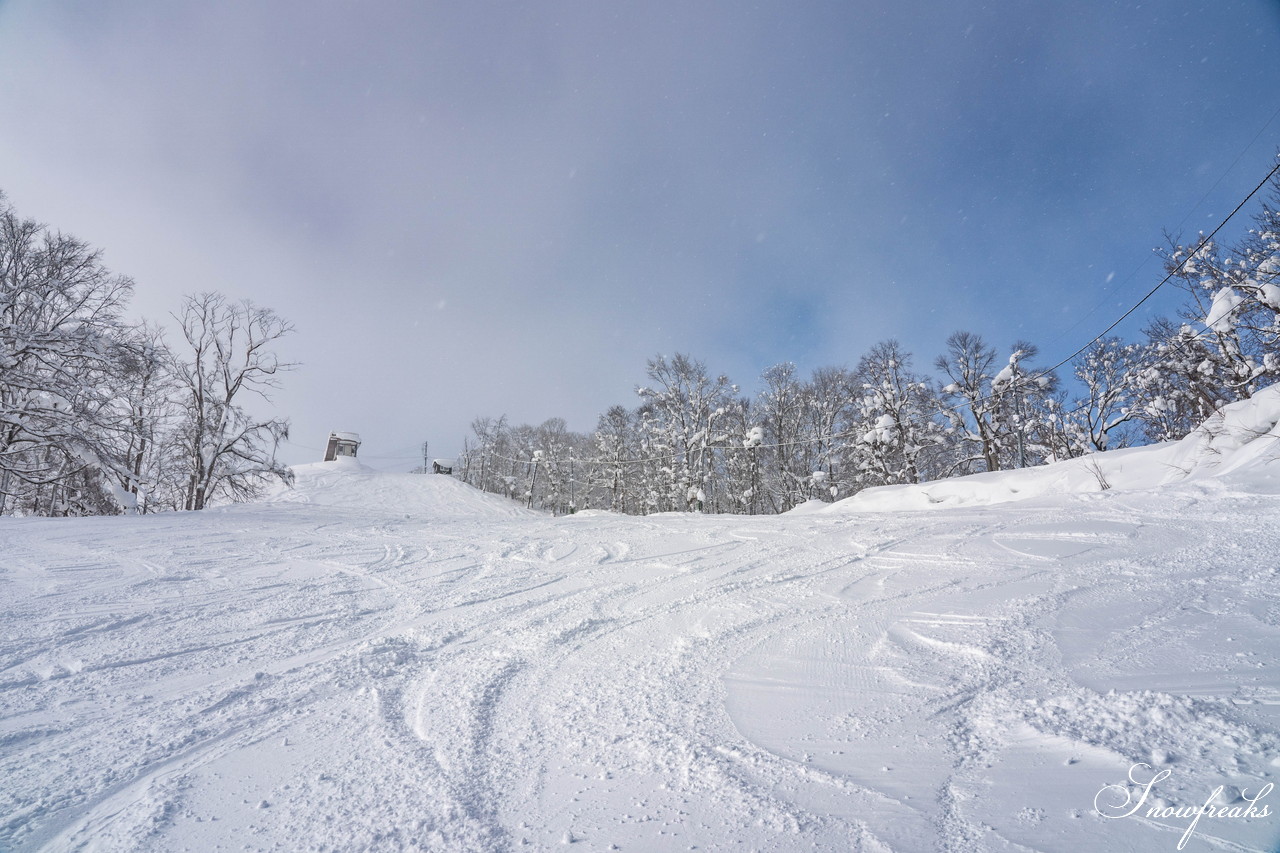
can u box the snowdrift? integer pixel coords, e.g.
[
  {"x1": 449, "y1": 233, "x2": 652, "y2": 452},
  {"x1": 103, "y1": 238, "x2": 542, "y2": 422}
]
[
  {"x1": 824, "y1": 384, "x2": 1280, "y2": 513},
  {"x1": 264, "y1": 457, "x2": 537, "y2": 518}
]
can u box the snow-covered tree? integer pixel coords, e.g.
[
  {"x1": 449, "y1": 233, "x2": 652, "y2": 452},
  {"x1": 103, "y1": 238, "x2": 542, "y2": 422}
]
[
  {"x1": 531, "y1": 417, "x2": 578, "y2": 515},
  {"x1": 460, "y1": 414, "x2": 593, "y2": 513},
  {"x1": 805, "y1": 365, "x2": 859, "y2": 501},
  {"x1": 755, "y1": 362, "x2": 811, "y2": 511},
  {"x1": 988, "y1": 341, "x2": 1058, "y2": 468},
  {"x1": 1063, "y1": 336, "x2": 1143, "y2": 453},
  {"x1": 0, "y1": 194, "x2": 136, "y2": 515},
  {"x1": 711, "y1": 394, "x2": 754, "y2": 514},
  {"x1": 1132, "y1": 318, "x2": 1234, "y2": 442},
  {"x1": 736, "y1": 418, "x2": 767, "y2": 514},
  {"x1": 851, "y1": 340, "x2": 945, "y2": 487},
  {"x1": 935, "y1": 333, "x2": 1057, "y2": 472},
  {"x1": 591, "y1": 405, "x2": 639, "y2": 513},
  {"x1": 934, "y1": 332, "x2": 1002, "y2": 473},
  {"x1": 105, "y1": 322, "x2": 184, "y2": 512},
  {"x1": 636, "y1": 354, "x2": 737, "y2": 512},
  {"x1": 1144, "y1": 171, "x2": 1280, "y2": 438}
]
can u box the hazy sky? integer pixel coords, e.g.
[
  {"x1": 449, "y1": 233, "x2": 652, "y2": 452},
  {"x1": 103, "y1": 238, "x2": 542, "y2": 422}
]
[{"x1": 2, "y1": 1, "x2": 1279, "y2": 469}]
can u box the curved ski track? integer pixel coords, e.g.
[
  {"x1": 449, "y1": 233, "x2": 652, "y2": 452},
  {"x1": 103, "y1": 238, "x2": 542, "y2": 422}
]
[{"x1": 3, "y1": 484, "x2": 1280, "y2": 851}]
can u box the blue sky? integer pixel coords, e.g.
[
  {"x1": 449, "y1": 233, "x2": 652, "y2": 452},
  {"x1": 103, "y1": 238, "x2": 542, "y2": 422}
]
[{"x1": 2, "y1": 1, "x2": 1279, "y2": 468}]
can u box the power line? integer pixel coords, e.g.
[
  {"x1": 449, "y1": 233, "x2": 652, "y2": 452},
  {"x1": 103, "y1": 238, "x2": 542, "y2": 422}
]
[
  {"x1": 1029, "y1": 156, "x2": 1280, "y2": 385},
  {"x1": 463, "y1": 155, "x2": 1280, "y2": 471},
  {"x1": 1044, "y1": 100, "x2": 1280, "y2": 350},
  {"x1": 915, "y1": 156, "x2": 1280, "y2": 436}
]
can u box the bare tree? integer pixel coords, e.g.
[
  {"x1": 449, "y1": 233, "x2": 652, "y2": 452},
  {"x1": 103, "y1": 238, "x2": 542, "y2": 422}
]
[
  {"x1": 172, "y1": 292, "x2": 295, "y2": 510},
  {"x1": 935, "y1": 331, "x2": 1002, "y2": 473}
]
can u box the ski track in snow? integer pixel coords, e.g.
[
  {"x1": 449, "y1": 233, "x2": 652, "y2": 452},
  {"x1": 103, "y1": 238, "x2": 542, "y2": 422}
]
[{"x1": 3, "y1": 467, "x2": 1280, "y2": 851}]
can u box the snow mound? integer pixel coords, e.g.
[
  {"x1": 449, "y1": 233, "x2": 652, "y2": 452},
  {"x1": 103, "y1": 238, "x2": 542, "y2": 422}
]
[
  {"x1": 264, "y1": 459, "x2": 538, "y2": 518},
  {"x1": 827, "y1": 385, "x2": 1280, "y2": 512},
  {"x1": 783, "y1": 498, "x2": 831, "y2": 515}
]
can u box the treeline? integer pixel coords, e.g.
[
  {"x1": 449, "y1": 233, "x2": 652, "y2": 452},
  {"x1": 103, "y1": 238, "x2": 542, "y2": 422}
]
[
  {"x1": 0, "y1": 192, "x2": 293, "y2": 516},
  {"x1": 457, "y1": 171, "x2": 1280, "y2": 515}
]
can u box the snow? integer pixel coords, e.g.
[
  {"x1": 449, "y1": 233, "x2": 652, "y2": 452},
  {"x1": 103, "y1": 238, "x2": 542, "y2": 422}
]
[
  {"x1": 1260, "y1": 281, "x2": 1280, "y2": 312},
  {"x1": 268, "y1": 459, "x2": 534, "y2": 517},
  {"x1": 1205, "y1": 287, "x2": 1245, "y2": 333},
  {"x1": 4, "y1": 392, "x2": 1280, "y2": 850},
  {"x1": 832, "y1": 384, "x2": 1280, "y2": 512}
]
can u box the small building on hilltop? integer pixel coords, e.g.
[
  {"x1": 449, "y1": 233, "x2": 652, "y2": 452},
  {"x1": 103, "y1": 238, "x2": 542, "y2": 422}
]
[
  {"x1": 324, "y1": 431, "x2": 361, "y2": 461},
  {"x1": 432, "y1": 458, "x2": 455, "y2": 475}
]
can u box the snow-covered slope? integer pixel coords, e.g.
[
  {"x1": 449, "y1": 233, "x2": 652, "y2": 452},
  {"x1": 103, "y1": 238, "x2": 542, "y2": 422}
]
[
  {"x1": 264, "y1": 458, "x2": 538, "y2": 518},
  {"x1": 828, "y1": 384, "x2": 1280, "y2": 512},
  {"x1": 3, "y1": 409, "x2": 1280, "y2": 851}
]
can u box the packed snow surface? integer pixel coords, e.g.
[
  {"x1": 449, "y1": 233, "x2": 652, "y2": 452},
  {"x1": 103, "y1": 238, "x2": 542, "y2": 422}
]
[{"x1": 4, "y1": 395, "x2": 1280, "y2": 851}]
